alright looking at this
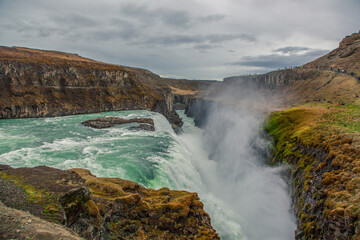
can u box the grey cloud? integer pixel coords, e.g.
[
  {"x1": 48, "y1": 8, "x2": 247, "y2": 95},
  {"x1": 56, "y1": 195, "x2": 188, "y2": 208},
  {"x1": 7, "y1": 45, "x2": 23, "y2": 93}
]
[
  {"x1": 207, "y1": 33, "x2": 256, "y2": 43},
  {"x1": 120, "y1": 4, "x2": 191, "y2": 29},
  {"x1": 1, "y1": 0, "x2": 359, "y2": 79},
  {"x1": 120, "y1": 3, "x2": 224, "y2": 29},
  {"x1": 120, "y1": 3, "x2": 157, "y2": 25},
  {"x1": 200, "y1": 14, "x2": 226, "y2": 23},
  {"x1": 146, "y1": 34, "x2": 200, "y2": 46},
  {"x1": 273, "y1": 46, "x2": 311, "y2": 54},
  {"x1": 37, "y1": 27, "x2": 57, "y2": 38},
  {"x1": 230, "y1": 49, "x2": 329, "y2": 69},
  {"x1": 194, "y1": 44, "x2": 219, "y2": 51},
  {"x1": 51, "y1": 13, "x2": 97, "y2": 28},
  {"x1": 194, "y1": 44, "x2": 218, "y2": 50},
  {"x1": 146, "y1": 33, "x2": 256, "y2": 46},
  {"x1": 158, "y1": 10, "x2": 192, "y2": 29},
  {"x1": 88, "y1": 22, "x2": 139, "y2": 42},
  {"x1": 2, "y1": 19, "x2": 58, "y2": 38}
]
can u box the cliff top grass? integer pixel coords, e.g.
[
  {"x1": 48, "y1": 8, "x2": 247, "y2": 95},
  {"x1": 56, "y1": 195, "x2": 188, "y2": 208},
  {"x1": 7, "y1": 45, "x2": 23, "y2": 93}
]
[{"x1": 265, "y1": 103, "x2": 360, "y2": 238}]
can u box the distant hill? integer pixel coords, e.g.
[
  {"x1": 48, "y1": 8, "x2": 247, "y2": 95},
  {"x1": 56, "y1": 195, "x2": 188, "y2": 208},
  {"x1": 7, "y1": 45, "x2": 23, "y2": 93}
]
[{"x1": 305, "y1": 32, "x2": 360, "y2": 75}]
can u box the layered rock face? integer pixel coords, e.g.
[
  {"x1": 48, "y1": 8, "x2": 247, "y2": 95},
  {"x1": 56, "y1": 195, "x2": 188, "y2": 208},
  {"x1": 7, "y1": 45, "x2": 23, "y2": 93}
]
[
  {"x1": 185, "y1": 98, "x2": 214, "y2": 128},
  {"x1": 224, "y1": 67, "x2": 360, "y2": 107},
  {"x1": 223, "y1": 69, "x2": 315, "y2": 89},
  {"x1": 0, "y1": 47, "x2": 182, "y2": 130},
  {"x1": 0, "y1": 165, "x2": 219, "y2": 240}
]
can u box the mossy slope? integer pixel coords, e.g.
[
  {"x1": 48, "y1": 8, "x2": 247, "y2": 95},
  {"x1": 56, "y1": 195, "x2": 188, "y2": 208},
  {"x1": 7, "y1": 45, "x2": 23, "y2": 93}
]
[{"x1": 265, "y1": 105, "x2": 360, "y2": 239}]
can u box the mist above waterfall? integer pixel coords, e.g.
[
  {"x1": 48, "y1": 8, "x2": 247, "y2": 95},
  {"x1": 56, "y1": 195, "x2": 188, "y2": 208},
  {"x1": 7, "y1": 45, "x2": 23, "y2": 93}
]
[{"x1": 196, "y1": 81, "x2": 296, "y2": 239}]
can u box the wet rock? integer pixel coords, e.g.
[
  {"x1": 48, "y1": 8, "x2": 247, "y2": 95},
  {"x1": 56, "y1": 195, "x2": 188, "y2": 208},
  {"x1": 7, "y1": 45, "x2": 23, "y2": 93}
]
[
  {"x1": 59, "y1": 187, "x2": 91, "y2": 226},
  {"x1": 82, "y1": 117, "x2": 155, "y2": 131},
  {"x1": 129, "y1": 123, "x2": 155, "y2": 131}
]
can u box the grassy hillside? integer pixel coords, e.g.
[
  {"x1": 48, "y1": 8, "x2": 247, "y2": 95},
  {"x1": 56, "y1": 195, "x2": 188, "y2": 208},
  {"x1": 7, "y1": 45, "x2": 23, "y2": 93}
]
[{"x1": 305, "y1": 32, "x2": 360, "y2": 75}]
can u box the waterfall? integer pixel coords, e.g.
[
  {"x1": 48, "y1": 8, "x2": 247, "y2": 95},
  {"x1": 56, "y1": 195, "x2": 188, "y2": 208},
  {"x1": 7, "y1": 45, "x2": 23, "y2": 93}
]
[{"x1": 0, "y1": 107, "x2": 296, "y2": 239}]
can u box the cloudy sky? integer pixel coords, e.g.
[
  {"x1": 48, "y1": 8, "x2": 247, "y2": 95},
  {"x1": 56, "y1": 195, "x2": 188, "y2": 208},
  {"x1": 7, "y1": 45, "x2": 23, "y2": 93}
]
[{"x1": 0, "y1": 0, "x2": 359, "y2": 80}]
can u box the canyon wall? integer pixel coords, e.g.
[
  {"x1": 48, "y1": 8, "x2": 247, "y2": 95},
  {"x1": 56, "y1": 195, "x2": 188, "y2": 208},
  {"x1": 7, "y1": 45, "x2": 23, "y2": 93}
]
[
  {"x1": 265, "y1": 107, "x2": 360, "y2": 240},
  {"x1": 0, "y1": 47, "x2": 184, "y2": 131},
  {"x1": 223, "y1": 69, "x2": 320, "y2": 89}
]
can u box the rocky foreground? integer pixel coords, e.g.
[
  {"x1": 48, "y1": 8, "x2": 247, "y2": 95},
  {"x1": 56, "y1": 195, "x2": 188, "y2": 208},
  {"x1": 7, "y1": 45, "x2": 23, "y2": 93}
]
[{"x1": 0, "y1": 165, "x2": 219, "y2": 240}]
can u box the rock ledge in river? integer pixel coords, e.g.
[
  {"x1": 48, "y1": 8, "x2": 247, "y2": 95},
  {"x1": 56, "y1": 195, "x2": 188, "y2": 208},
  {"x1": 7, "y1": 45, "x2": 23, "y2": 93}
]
[{"x1": 82, "y1": 117, "x2": 155, "y2": 131}]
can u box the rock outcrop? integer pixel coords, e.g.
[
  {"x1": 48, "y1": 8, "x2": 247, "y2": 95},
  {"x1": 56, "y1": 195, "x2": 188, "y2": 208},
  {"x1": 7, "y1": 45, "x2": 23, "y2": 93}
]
[
  {"x1": 82, "y1": 117, "x2": 155, "y2": 131},
  {"x1": 0, "y1": 165, "x2": 219, "y2": 240}
]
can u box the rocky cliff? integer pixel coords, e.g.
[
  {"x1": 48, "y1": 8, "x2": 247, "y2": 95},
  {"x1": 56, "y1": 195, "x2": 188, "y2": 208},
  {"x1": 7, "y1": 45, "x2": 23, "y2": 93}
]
[
  {"x1": 224, "y1": 67, "x2": 360, "y2": 107},
  {"x1": 0, "y1": 46, "x2": 190, "y2": 131},
  {"x1": 265, "y1": 106, "x2": 360, "y2": 240},
  {"x1": 0, "y1": 165, "x2": 219, "y2": 240},
  {"x1": 223, "y1": 69, "x2": 316, "y2": 89}
]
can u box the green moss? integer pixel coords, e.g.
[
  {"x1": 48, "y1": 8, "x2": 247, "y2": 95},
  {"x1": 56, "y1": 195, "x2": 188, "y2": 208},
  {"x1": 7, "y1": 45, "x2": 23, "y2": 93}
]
[
  {"x1": 265, "y1": 105, "x2": 360, "y2": 239},
  {"x1": 0, "y1": 172, "x2": 62, "y2": 222},
  {"x1": 304, "y1": 221, "x2": 315, "y2": 235}
]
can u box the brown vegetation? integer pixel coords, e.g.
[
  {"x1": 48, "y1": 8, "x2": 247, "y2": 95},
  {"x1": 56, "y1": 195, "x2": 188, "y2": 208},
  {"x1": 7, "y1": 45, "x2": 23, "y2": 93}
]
[
  {"x1": 0, "y1": 165, "x2": 219, "y2": 239},
  {"x1": 265, "y1": 104, "x2": 360, "y2": 239},
  {"x1": 306, "y1": 33, "x2": 360, "y2": 75}
]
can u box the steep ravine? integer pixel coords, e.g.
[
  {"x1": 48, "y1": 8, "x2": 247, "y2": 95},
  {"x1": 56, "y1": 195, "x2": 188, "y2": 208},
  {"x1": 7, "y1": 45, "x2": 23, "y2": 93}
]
[
  {"x1": 184, "y1": 83, "x2": 360, "y2": 239},
  {"x1": 182, "y1": 83, "x2": 297, "y2": 239}
]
